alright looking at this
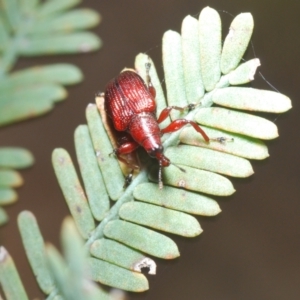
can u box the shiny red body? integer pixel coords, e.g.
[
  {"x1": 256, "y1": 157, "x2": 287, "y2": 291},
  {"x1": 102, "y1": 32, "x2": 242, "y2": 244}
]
[
  {"x1": 105, "y1": 70, "x2": 163, "y2": 157},
  {"x1": 104, "y1": 69, "x2": 209, "y2": 188}
]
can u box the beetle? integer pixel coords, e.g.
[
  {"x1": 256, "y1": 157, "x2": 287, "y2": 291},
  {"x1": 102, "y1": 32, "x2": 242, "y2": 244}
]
[{"x1": 104, "y1": 63, "x2": 210, "y2": 189}]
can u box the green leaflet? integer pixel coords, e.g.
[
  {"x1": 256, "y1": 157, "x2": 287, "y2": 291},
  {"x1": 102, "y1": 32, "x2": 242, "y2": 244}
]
[
  {"x1": 228, "y1": 58, "x2": 261, "y2": 85},
  {"x1": 163, "y1": 30, "x2": 187, "y2": 119},
  {"x1": 134, "y1": 182, "x2": 221, "y2": 216},
  {"x1": 86, "y1": 104, "x2": 124, "y2": 201},
  {"x1": 90, "y1": 238, "x2": 157, "y2": 274},
  {"x1": 0, "y1": 247, "x2": 29, "y2": 300},
  {"x1": 88, "y1": 257, "x2": 149, "y2": 292},
  {"x1": 0, "y1": 188, "x2": 17, "y2": 205},
  {"x1": 0, "y1": 207, "x2": 8, "y2": 225},
  {"x1": 195, "y1": 107, "x2": 278, "y2": 140},
  {"x1": 221, "y1": 13, "x2": 254, "y2": 74},
  {"x1": 0, "y1": 170, "x2": 23, "y2": 188},
  {"x1": 18, "y1": 212, "x2": 110, "y2": 300},
  {"x1": 19, "y1": 0, "x2": 39, "y2": 15},
  {"x1": 0, "y1": 65, "x2": 79, "y2": 155},
  {"x1": 1, "y1": 0, "x2": 20, "y2": 32},
  {"x1": 0, "y1": 83, "x2": 66, "y2": 126},
  {"x1": 0, "y1": 18, "x2": 9, "y2": 48},
  {"x1": 50, "y1": 217, "x2": 106, "y2": 300},
  {"x1": 119, "y1": 201, "x2": 202, "y2": 237},
  {"x1": 0, "y1": 64, "x2": 83, "y2": 88},
  {"x1": 37, "y1": 0, "x2": 80, "y2": 18},
  {"x1": 154, "y1": 164, "x2": 235, "y2": 196},
  {"x1": 199, "y1": 7, "x2": 221, "y2": 91},
  {"x1": 213, "y1": 87, "x2": 292, "y2": 113},
  {"x1": 182, "y1": 16, "x2": 205, "y2": 103},
  {"x1": 29, "y1": 9, "x2": 100, "y2": 35},
  {"x1": 61, "y1": 217, "x2": 85, "y2": 277},
  {"x1": 104, "y1": 220, "x2": 180, "y2": 259},
  {"x1": 0, "y1": 147, "x2": 34, "y2": 169},
  {"x1": 0, "y1": 83, "x2": 66, "y2": 104},
  {"x1": 135, "y1": 53, "x2": 169, "y2": 128},
  {"x1": 18, "y1": 32, "x2": 101, "y2": 56},
  {"x1": 74, "y1": 125, "x2": 110, "y2": 221},
  {"x1": 18, "y1": 211, "x2": 55, "y2": 295},
  {"x1": 180, "y1": 126, "x2": 269, "y2": 160},
  {"x1": 46, "y1": 245, "x2": 83, "y2": 300},
  {"x1": 165, "y1": 145, "x2": 254, "y2": 178},
  {"x1": 52, "y1": 149, "x2": 95, "y2": 239},
  {"x1": 45, "y1": 292, "x2": 64, "y2": 300}
]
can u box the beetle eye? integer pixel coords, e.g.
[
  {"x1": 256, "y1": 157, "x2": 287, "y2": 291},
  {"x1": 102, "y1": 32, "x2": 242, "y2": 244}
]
[
  {"x1": 148, "y1": 145, "x2": 163, "y2": 158},
  {"x1": 148, "y1": 149, "x2": 156, "y2": 158}
]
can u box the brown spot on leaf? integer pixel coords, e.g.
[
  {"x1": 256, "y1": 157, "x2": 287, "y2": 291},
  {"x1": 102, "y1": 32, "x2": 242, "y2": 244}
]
[
  {"x1": 96, "y1": 150, "x2": 105, "y2": 162},
  {"x1": 177, "y1": 179, "x2": 186, "y2": 188},
  {"x1": 58, "y1": 156, "x2": 65, "y2": 165}
]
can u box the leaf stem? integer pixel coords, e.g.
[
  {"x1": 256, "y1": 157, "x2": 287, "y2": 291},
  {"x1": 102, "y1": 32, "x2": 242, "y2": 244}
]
[{"x1": 85, "y1": 169, "x2": 148, "y2": 249}]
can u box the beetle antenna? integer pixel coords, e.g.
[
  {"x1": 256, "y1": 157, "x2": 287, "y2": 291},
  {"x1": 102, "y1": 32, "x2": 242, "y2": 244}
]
[
  {"x1": 158, "y1": 161, "x2": 163, "y2": 189},
  {"x1": 171, "y1": 162, "x2": 186, "y2": 173}
]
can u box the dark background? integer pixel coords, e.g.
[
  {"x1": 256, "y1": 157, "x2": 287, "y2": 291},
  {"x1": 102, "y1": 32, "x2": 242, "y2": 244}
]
[{"x1": 1, "y1": 1, "x2": 299, "y2": 299}]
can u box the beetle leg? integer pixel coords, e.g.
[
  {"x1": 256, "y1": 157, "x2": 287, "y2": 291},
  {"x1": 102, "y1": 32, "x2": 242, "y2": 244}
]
[
  {"x1": 157, "y1": 102, "x2": 200, "y2": 124},
  {"x1": 112, "y1": 141, "x2": 140, "y2": 170},
  {"x1": 161, "y1": 119, "x2": 209, "y2": 142},
  {"x1": 123, "y1": 169, "x2": 134, "y2": 188},
  {"x1": 157, "y1": 106, "x2": 185, "y2": 123}
]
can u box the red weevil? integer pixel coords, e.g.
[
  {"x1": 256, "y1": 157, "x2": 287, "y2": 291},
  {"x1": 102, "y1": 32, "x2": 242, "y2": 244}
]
[{"x1": 104, "y1": 63, "x2": 209, "y2": 189}]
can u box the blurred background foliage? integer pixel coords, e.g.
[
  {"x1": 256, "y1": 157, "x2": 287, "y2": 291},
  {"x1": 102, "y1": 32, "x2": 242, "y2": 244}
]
[{"x1": 0, "y1": 0, "x2": 101, "y2": 225}]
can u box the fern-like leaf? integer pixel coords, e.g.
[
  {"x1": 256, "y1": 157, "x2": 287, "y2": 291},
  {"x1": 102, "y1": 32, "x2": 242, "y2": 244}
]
[
  {"x1": 19, "y1": 6, "x2": 291, "y2": 294},
  {"x1": 16, "y1": 211, "x2": 113, "y2": 299},
  {"x1": 0, "y1": 147, "x2": 33, "y2": 225},
  {"x1": 0, "y1": 0, "x2": 101, "y2": 222}
]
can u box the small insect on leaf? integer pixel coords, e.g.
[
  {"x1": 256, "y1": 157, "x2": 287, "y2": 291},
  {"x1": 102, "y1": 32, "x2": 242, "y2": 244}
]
[{"x1": 103, "y1": 64, "x2": 213, "y2": 189}]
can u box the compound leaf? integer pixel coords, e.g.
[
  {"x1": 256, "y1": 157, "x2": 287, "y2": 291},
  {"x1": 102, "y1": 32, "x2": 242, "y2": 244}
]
[{"x1": 47, "y1": 5, "x2": 291, "y2": 294}]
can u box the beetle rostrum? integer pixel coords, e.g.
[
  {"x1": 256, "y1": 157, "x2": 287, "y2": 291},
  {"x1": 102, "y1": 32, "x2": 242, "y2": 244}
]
[{"x1": 104, "y1": 64, "x2": 209, "y2": 189}]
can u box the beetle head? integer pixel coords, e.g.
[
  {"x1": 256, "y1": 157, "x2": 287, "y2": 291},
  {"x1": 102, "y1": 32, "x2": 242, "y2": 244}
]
[
  {"x1": 146, "y1": 144, "x2": 185, "y2": 189},
  {"x1": 147, "y1": 145, "x2": 170, "y2": 167}
]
